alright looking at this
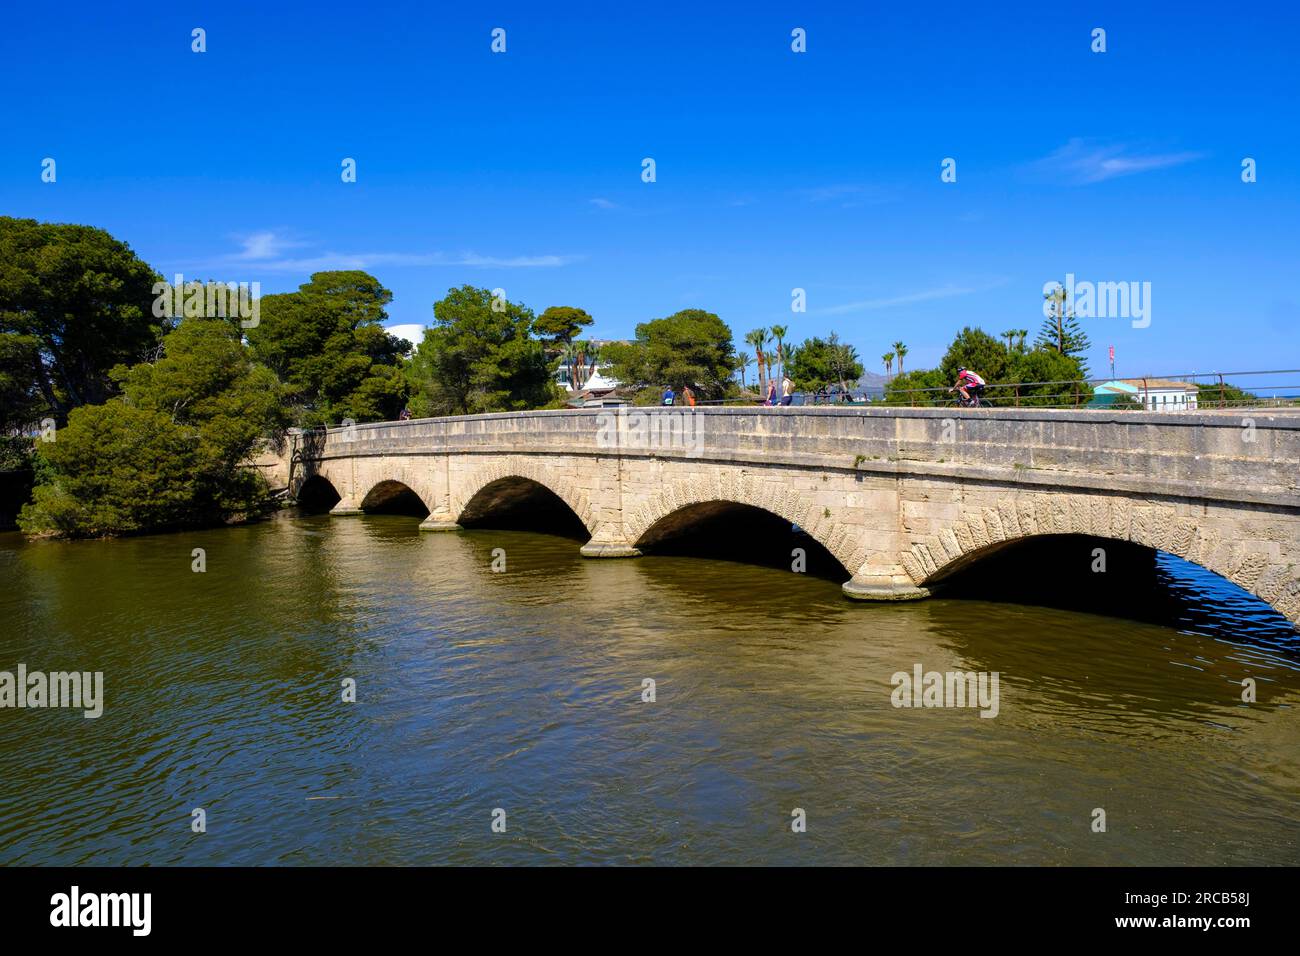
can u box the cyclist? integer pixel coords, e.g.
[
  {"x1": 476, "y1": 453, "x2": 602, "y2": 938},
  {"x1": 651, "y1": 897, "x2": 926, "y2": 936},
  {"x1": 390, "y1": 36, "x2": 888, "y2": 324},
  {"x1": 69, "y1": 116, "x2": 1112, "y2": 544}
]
[{"x1": 951, "y1": 367, "x2": 986, "y2": 406}]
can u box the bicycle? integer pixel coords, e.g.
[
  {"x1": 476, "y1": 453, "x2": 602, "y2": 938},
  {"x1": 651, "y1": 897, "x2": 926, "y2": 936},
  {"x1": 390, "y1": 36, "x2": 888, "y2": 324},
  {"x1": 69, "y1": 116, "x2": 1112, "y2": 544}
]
[{"x1": 951, "y1": 386, "x2": 991, "y2": 408}]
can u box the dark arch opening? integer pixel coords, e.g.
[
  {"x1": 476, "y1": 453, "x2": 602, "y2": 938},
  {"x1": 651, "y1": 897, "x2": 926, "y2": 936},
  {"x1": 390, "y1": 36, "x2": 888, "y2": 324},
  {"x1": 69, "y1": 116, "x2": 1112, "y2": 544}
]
[
  {"x1": 635, "y1": 501, "x2": 850, "y2": 583},
  {"x1": 360, "y1": 480, "x2": 430, "y2": 518},
  {"x1": 937, "y1": 534, "x2": 1297, "y2": 643},
  {"x1": 458, "y1": 477, "x2": 589, "y2": 540},
  {"x1": 296, "y1": 474, "x2": 341, "y2": 513}
]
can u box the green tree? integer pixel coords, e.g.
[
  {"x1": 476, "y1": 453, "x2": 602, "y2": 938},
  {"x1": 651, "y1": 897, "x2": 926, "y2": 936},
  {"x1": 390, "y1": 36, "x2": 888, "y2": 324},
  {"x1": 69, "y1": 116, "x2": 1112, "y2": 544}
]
[
  {"x1": 770, "y1": 324, "x2": 789, "y2": 384},
  {"x1": 788, "y1": 334, "x2": 864, "y2": 395},
  {"x1": 0, "y1": 217, "x2": 163, "y2": 425},
  {"x1": 937, "y1": 327, "x2": 1012, "y2": 382},
  {"x1": 1037, "y1": 281, "x2": 1092, "y2": 372},
  {"x1": 882, "y1": 351, "x2": 894, "y2": 378},
  {"x1": 735, "y1": 351, "x2": 753, "y2": 390},
  {"x1": 883, "y1": 368, "x2": 949, "y2": 406},
  {"x1": 827, "y1": 334, "x2": 863, "y2": 393},
  {"x1": 892, "y1": 340, "x2": 908, "y2": 376},
  {"x1": 19, "y1": 317, "x2": 287, "y2": 537},
  {"x1": 407, "y1": 286, "x2": 557, "y2": 416},
  {"x1": 1004, "y1": 347, "x2": 1094, "y2": 406},
  {"x1": 534, "y1": 306, "x2": 593, "y2": 349},
  {"x1": 603, "y1": 309, "x2": 738, "y2": 401},
  {"x1": 246, "y1": 271, "x2": 410, "y2": 426},
  {"x1": 1197, "y1": 381, "x2": 1256, "y2": 408},
  {"x1": 576, "y1": 340, "x2": 600, "y2": 389},
  {"x1": 744, "y1": 328, "x2": 770, "y2": 396},
  {"x1": 0, "y1": 333, "x2": 44, "y2": 433},
  {"x1": 884, "y1": 325, "x2": 1092, "y2": 407},
  {"x1": 558, "y1": 342, "x2": 580, "y2": 392}
]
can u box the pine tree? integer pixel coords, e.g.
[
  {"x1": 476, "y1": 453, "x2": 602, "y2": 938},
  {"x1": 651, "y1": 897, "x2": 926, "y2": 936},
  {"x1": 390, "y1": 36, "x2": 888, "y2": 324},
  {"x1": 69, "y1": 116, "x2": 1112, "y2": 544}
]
[{"x1": 1036, "y1": 283, "x2": 1091, "y2": 373}]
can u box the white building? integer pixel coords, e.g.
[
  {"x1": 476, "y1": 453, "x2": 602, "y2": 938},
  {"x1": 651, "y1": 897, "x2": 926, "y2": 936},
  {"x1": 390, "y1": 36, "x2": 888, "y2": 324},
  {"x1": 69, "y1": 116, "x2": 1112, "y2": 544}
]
[{"x1": 1092, "y1": 378, "x2": 1199, "y2": 411}]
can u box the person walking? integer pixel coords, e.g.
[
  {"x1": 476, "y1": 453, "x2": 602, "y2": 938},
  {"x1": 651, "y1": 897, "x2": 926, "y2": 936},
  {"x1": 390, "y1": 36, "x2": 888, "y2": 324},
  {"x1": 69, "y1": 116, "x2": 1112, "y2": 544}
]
[
  {"x1": 682, "y1": 384, "x2": 696, "y2": 407},
  {"x1": 662, "y1": 385, "x2": 675, "y2": 406},
  {"x1": 763, "y1": 380, "x2": 777, "y2": 406},
  {"x1": 780, "y1": 374, "x2": 794, "y2": 406}
]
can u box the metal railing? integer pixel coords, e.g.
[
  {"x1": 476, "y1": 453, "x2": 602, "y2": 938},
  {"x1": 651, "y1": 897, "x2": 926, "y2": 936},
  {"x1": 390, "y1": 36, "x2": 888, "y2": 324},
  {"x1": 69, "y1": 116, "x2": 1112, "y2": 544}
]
[{"x1": 712, "y1": 369, "x2": 1300, "y2": 411}]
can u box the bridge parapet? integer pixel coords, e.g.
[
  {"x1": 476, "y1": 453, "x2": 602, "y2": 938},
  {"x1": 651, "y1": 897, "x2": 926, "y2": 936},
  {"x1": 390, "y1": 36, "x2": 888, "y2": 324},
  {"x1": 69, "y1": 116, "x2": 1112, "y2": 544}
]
[{"x1": 311, "y1": 407, "x2": 1300, "y2": 507}]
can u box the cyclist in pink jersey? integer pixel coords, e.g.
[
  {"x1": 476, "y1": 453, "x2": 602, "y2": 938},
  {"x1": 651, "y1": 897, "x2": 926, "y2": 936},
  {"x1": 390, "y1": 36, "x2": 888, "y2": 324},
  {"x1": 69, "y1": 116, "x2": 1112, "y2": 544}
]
[{"x1": 952, "y1": 367, "x2": 986, "y2": 405}]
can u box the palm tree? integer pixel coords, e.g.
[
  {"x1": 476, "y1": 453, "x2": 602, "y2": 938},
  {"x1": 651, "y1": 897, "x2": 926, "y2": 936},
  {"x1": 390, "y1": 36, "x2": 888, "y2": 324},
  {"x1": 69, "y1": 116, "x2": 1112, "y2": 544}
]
[
  {"x1": 575, "y1": 340, "x2": 600, "y2": 389},
  {"x1": 745, "y1": 328, "x2": 770, "y2": 396},
  {"x1": 770, "y1": 324, "x2": 789, "y2": 384},
  {"x1": 573, "y1": 340, "x2": 588, "y2": 390},
  {"x1": 559, "y1": 342, "x2": 579, "y2": 391},
  {"x1": 1043, "y1": 286, "x2": 1068, "y2": 352},
  {"x1": 892, "y1": 341, "x2": 908, "y2": 377},
  {"x1": 736, "y1": 351, "x2": 753, "y2": 390},
  {"x1": 1002, "y1": 329, "x2": 1017, "y2": 351},
  {"x1": 1016, "y1": 328, "x2": 1029, "y2": 352},
  {"x1": 882, "y1": 351, "x2": 895, "y2": 378}
]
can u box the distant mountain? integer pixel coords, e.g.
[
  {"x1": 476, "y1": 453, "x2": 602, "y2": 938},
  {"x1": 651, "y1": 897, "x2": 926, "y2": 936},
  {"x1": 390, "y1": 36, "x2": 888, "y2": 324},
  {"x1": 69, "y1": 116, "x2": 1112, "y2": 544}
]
[{"x1": 855, "y1": 371, "x2": 890, "y2": 396}]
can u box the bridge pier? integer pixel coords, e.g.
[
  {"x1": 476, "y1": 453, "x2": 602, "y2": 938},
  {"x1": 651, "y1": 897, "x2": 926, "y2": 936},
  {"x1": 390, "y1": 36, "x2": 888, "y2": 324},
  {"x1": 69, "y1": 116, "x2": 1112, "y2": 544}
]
[
  {"x1": 329, "y1": 499, "x2": 365, "y2": 517},
  {"x1": 579, "y1": 540, "x2": 642, "y2": 558},
  {"x1": 579, "y1": 523, "x2": 643, "y2": 557},
  {"x1": 842, "y1": 574, "x2": 934, "y2": 602},
  {"x1": 419, "y1": 513, "x2": 463, "y2": 532}
]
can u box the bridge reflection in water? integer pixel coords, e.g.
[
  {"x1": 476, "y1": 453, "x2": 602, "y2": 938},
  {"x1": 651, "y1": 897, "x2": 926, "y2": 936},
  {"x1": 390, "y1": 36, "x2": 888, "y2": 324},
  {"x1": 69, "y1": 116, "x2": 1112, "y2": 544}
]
[{"x1": 262, "y1": 407, "x2": 1300, "y2": 627}]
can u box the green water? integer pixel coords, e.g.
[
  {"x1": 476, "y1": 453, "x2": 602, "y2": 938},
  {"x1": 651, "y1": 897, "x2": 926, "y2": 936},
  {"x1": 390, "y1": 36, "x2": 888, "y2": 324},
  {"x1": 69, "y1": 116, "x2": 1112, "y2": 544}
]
[{"x1": 1, "y1": 513, "x2": 1297, "y2": 865}]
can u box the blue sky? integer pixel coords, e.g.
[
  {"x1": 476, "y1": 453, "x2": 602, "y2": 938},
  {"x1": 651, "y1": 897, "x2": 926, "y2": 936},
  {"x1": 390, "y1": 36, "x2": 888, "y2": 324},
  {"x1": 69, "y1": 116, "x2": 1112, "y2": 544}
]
[{"x1": 2, "y1": 1, "x2": 1296, "y2": 385}]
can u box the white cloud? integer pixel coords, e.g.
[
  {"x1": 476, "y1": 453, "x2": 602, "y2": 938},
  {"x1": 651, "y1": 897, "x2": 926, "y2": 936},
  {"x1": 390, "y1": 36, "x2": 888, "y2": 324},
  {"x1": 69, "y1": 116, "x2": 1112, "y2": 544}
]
[
  {"x1": 819, "y1": 279, "x2": 1008, "y2": 316},
  {"x1": 457, "y1": 253, "x2": 574, "y2": 268},
  {"x1": 232, "y1": 230, "x2": 306, "y2": 260},
  {"x1": 1029, "y1": 139, "x2": 1203, "y2": 184},
  {"x1": 201, "y1": 237, "x2": 579, "y2": 273},
  {"x1": 588, "y1": 197, "x2": 620, "y2": 210}
]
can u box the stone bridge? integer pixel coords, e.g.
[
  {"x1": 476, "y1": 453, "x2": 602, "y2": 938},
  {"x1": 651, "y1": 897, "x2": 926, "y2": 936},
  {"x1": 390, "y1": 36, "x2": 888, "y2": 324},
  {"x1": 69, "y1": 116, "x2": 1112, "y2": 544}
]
[{"x1": 264, "y1": 407, "x2": 1300, "y2": 624}]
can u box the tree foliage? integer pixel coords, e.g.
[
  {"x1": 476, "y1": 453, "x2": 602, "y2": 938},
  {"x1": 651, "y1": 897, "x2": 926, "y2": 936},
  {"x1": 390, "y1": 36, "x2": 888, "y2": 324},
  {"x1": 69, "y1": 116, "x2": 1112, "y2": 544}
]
[
  {"x1": 1197, "y1": 381, "x2": 1256, "y2": 407},
  {"x1": 884, "y1": 325, "x2": 1093, "y2": 406},
  {"x1": 0, "y1": 216, "x2": 163, "y2": 426},
  {"x1": 246, "y1": 271, "x2": 409, "y2": 426},
  {"x1": 0, "y1": 333, "x2": 45, "y2": 434},
  {"x1": 1037, "y1": 282, "x2": 1092, "y2": 373},
  {"x1": 787, "y1": 334, "x2": 864, "y2": 393},
  {"x1": 19, "y1": 318, "x2": 287, "y2": 536},
  {"x1": 602, "y1": 309, "x2": 737, "y2": 400},
  {"x1": 533, "y1": 306, "x2": 593, "y2": 347},
  {"x1": 407, "y1": 286, "x2": 557, "y2": 416}
]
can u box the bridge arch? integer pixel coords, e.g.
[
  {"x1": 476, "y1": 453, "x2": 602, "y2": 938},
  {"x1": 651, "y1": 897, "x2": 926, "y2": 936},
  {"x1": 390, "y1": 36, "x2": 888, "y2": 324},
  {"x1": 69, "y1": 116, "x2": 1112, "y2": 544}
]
[
  {"x1": 904, "y1": 492, "x2": 1300, "y2": 624},
  {"x1": 625, "y1": 473, "x2": 866, "y2": 576},
  {"x1": 358, "y1": 479, "x2": 431, "y2": 517},
  {"x1": 295, "y1": 473, "x2": 342, "y2": 512},
  {"x1": 450, "y1": 458, "x2": 597, "y2": 536}
]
